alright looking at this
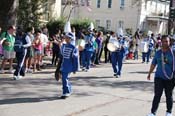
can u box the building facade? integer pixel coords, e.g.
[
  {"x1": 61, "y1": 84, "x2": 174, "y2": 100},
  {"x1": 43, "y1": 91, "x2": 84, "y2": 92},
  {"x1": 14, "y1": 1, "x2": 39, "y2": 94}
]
[
  {"x1": 40, "y1": 0, "x2": 61, "y2": 23},
  {"x1": 61, "y1": 0, "x2": 169, "y2": 35}
]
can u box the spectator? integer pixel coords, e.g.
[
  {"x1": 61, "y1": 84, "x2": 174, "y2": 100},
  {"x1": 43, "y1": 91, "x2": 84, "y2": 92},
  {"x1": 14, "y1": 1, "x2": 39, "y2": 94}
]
[
  {"x1": 0, "y1": 25, "x2": 16, "y2": 74},
  {"x1": 147, "y1": 35, "x2": 175, "y2": 116}
]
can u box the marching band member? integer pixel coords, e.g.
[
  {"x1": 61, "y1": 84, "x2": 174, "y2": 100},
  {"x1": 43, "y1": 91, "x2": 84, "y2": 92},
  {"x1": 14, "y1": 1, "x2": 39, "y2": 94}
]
[
  {"x1": 59, "y1": 32, "x2": 78, "y2": 99},
  {"x1": 109, "y1": 31, "x2": 126, "y2": 78},
  {"x1": 141, "y1": 34, "x2": 154, "y2": 63},
  {"x1": 81, "y1": 29, "x2": 95, "y2": 72},
  {"x1": 147, "y1": 35, "x2": 175, "y2": 116}
]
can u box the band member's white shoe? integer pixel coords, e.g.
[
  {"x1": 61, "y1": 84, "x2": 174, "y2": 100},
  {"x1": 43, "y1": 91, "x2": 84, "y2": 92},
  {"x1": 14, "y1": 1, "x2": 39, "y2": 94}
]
[{"x1": 166, "y1": 112, "x2": 172, "y2": 116}]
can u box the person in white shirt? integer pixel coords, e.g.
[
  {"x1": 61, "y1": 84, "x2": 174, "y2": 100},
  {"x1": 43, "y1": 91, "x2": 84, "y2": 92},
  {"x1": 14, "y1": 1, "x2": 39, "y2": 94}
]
[{"x1": 40, "y1": 32, "x2": 48, "y2": 65}]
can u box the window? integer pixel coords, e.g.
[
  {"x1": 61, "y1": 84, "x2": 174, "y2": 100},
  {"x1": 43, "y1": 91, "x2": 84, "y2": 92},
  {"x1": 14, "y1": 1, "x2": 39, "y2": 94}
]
[
  {"x1": 86, "y1": 0, "x2": 91, "y2": 6},
  {"x1": 95, "y1": 20, "x2": 100, "y2": 27},
  {"x1": 108, "y1": 0, "x2": 112, "y2": 8},
  {"x1": 106, "y1": 20, "x2": 111, "y2": 30},
  {"x1": 81, "y1": 0, "x2": 85, "y2": 6},
  {"x1": 120, "y1": 0, "x2": 125, "y2": 9},
  {"x1": 97, "y1": 0, "x2": 101, "y2": 8},
  {"x1": 62, "y1": 0, "x2": 66, "y2": 5},
  {"x1": 118, "y1": 20, "x2": 124, "y2": 29},
  {"x1": 62, "y1": 0, "x2": 78, "y2": 5}
]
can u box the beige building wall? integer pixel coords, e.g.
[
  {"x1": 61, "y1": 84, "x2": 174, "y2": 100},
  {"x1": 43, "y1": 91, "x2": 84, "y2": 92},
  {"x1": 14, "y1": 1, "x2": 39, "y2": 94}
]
[
  {"x1": 51, "y1": 0, "x2": 61, "y2": 19},
  {"x1": 61, "y1": 0, "x2": 169, "y2": 34},
  {"x1": 63, "y1": 0, "x2": 142, "y2": 34},
  {"x1": 76, "y1": 0, "x2": 140, "y2": 34}
]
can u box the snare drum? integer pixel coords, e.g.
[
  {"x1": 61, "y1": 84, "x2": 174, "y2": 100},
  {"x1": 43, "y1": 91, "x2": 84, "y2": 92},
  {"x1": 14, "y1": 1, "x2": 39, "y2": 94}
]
[
  {"x1": 78, "y1": 40, "x2": 85, "y2": 51},
  {"x1": 107, "y1": 41, "x2": 120, "y2": 52}
]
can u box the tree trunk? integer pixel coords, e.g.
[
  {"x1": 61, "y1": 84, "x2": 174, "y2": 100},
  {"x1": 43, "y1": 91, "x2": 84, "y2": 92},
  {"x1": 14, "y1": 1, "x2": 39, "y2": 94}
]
[{"x1": 0, "y1": 0, "x2": 19, "y2": 30}]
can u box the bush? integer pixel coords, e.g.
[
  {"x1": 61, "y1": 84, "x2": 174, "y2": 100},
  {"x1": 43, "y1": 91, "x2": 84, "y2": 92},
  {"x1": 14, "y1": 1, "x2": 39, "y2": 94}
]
[
  {"x1": 46, "y1": 18, "x2": 93, "y2": 36},
  {"x1": 46, "y1": 18, "x2": 66, "y2": 36},
  {"x1": 71, "y1": 19, "x2": 92, "y2": 31}
]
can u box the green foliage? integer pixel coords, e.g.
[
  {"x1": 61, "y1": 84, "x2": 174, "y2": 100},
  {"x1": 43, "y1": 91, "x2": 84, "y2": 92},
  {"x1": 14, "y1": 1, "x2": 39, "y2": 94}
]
[
  {"x1": 17, "y1": 0, "x2": 48, "y2": 31},
  {"x1": 71, "y1": 19, "x2": 92, "y2": 31},
  {"x1": 46, "y1": 18, "x2": 93, "y2": 35},
  {"x1": 46, "y1": 18, "x2": 66, "y2": 35}
]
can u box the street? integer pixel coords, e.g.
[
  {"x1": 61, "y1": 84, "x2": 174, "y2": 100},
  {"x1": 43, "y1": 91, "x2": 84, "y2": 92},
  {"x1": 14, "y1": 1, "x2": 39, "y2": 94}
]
[{"x1": 0, "y1": 59, "x2": 172, "y2": 116}]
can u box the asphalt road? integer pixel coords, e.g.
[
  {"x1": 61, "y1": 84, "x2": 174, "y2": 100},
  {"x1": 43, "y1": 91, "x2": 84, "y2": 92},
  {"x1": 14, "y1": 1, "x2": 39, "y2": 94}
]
[{"x1": 0, "y1": 59, "x2": 173, "y2": 116}]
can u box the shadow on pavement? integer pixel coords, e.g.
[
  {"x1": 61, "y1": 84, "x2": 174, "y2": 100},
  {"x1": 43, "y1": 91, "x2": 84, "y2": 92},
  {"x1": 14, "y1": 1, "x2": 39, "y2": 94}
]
[
  {"x1": 71, "y1": 76, "x2": 154, "y2": 92},
  {"x1": 129, "y1": 71, "x2": 149, "y2": 74},
  {"x1": 0, "y1": 76, "x2": 154, "y2": 105},
  {"x1": 33, "y1": 70, "x2": 55, "y2": 74},
  {"x1": 0, "y1": 96, "x2": 60, "y2": 105}
]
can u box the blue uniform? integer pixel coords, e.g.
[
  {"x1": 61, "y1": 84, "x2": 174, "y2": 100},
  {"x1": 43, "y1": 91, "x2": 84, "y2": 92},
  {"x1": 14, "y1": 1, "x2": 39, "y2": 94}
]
[
  {"x1": 14, "y1": 35, "x2": 27, "y2": 78},
  {"x1": 82, "y1": 34, "x2": 94, "y2": 70},
  {"x1": 110, "y1": 37, "x2": 127, "y2": 77},
  {"x1": 60, "y1": 43, "x2": 78, "y2": 96},
  {"x1": 142, "y1": 37, "x2": 154, "y2": 63}
]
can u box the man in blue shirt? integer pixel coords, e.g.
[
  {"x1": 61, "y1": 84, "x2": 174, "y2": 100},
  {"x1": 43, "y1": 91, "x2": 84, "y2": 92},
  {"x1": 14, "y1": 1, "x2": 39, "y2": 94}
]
[{"x1": 147, "y1": 35, "x2": 175, "y2": 116}]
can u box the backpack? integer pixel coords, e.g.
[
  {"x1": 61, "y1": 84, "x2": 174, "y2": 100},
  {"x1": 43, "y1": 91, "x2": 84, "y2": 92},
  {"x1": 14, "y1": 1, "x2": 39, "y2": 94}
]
[{"x1": 14, "y1": 35, "x2": 26, "y2": 52}]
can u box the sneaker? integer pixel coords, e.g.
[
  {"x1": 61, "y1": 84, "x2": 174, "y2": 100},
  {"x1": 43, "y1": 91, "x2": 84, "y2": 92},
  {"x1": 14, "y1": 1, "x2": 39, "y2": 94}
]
[
  {"x1": 27, "y1": 69, "x2": 33, "y2": 73},
  {"x1": 115, "y1": 75, "x2": 121, "y2": 78},
  {"x1": 0, "y1": 69, "x2": 5, "y2": 74},
  {"x1": 85, "y1": 69, "x2": 89, "y2": 72},
  {"x1": 166, "y1": 112, "x2": 172, "y2": 116},
  {"x1": 37, "y1": 68, "x2": 42, "y2": 71},
  {"x1": 13, "y1": 76, "x2": 17, "y2": 80},
  {"x1": 60, "y1": 93, "x2": 71, "y2": 99},
  {"x1": 25, "y1": 68, "x2": 28, "y2": 73},
  {"x1": 113, "y1": 73, "x2": 117, "y2": 76},
  {"x1": 9, "y1": 69, "x2": 13, "y2": 74},
  {"x1": 60, "y1": 96, "x2": 69, "y2": 99},
  {"x1": 82, "y1": 67, "x2": 85, "y2": 71},
  {"x1": 147, "y1": 113, "x2": 155, "y2": 116},
  {"x1": 14, "y1": 75, "x2": 23, "y2": 80},
  {"x1": 17, "y1": 76, "x2": 23, "y2": 79}
]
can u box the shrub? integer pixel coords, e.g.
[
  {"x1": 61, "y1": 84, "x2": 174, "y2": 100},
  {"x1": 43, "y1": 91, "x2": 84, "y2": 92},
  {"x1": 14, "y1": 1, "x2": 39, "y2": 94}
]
[{"x1": 46, "y1": 18, "x2": 93, "y2": 36}]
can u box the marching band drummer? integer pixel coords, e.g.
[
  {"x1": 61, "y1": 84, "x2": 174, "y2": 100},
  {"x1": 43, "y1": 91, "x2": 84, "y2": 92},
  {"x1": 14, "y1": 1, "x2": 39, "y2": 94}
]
[
  {"x1": 141, "y1": 34, "x2": 154, "y2": 63},
  {"x1": 109, "y1": 31, "x2": 127, "y2": 78}
]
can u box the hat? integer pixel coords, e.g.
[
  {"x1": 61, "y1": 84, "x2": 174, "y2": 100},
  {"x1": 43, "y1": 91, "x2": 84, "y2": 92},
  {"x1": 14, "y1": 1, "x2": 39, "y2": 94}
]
[{"x1": 65, "y1": 32, "x2": 74, "y2": 40}]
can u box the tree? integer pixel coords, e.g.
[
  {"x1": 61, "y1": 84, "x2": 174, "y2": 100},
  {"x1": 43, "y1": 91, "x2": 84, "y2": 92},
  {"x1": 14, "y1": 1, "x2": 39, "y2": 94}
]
[
  {"x1": 0, "y1": 0, "x2": 19, "y2": 30},
  {"x1": 17, "y1": 0, "x2": 48, "y2": 30}
]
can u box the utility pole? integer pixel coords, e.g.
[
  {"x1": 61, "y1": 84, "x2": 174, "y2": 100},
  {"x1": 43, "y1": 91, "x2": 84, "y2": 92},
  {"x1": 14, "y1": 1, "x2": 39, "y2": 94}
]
[{"x1": 168, "y1": 0, "x2": 175, "y2": 35}]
